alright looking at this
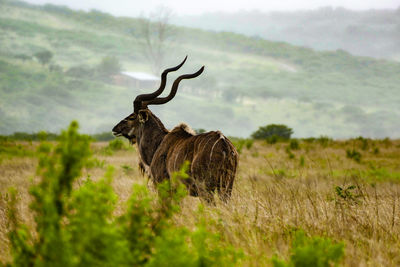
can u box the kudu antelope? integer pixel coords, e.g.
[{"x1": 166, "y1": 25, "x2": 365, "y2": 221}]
[{"x1": 112, "y1": 57, "x2": 238, "y2": 201}]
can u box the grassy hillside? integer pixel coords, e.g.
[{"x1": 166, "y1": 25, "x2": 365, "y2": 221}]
[{"x1": 1, "y1": 1, "x2": 400, "y2": 138}]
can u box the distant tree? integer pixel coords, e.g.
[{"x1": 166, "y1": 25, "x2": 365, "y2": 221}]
[
  {"x1": 34, "y1": 50, "x2": 53, "y2": 65},
  {"x1": 97, "y1": 56, "x2": 121, "y2": 80},
  {"x1": 140, "y1": 6, "x2": 176, "y2": 75},
  {"x1": 251, "y1": 124, "x2": 293, "y2": 140}
]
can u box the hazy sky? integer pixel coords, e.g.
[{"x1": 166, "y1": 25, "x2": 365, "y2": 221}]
[{"x1": 24, "y1": 0, "x2": 400, "y2": 16}]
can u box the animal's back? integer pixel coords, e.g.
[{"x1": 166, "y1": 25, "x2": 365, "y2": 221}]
[
  {"x1": 150, "y1": 125, "x2": 238, "y2": 200},
  {"x1": 190, "y1": 131, "x2": 238, "y2": 199}
]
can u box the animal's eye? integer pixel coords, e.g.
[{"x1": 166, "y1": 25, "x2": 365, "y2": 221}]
[{"x1": 128, "y1": 115, "x2": 136, "y2": 121}]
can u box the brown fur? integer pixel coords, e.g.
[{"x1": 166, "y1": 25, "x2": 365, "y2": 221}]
[{"x1": 113, "y1": 109, "x2": 238, "y2": 201}]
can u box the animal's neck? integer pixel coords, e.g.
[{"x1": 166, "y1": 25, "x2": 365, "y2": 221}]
[{"x1": 136, "y1": 113, "x2": 168, "y2": 166}]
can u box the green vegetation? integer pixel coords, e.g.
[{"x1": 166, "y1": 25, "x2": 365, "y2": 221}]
[
  {"x1": 346, "y1": 149, "x2": 362, "y2": 163},
  {"x1": 4, "y1": 121, "x2": 242, "y2": 266},
  {"x1": 33, "y1": 50, "x2": 53, "y2": 65},
  {"x1": 97, "y1": 56, "x2": 122, "y2": 82},
  {"x1": 272, "y1": 230, "x2": 344, "y2": 267},
  {"x1": 0, "y1": 1, "x2": 399, "y2": 138},
  {"x1": 0, "y1": 131, "x2": 115, "y2": 141},
  {"x1": 2, "y1": 127, "x2": 400, "y2": 266},
  {"x1": 335, "y1": 185, "x2": 361, "y2": 205},
  {"x1": 230, "y1": 138, "x2": 253, "y2": 154},
  {"x1": 0, "y1": 140, "x2": 35, "y2": 163},
  {"x1": 102, "y1": 138, "x2": 131, "y2": 155},
  {"x1": 289, "y1": 139, "x2": 300, "y2": 150}
]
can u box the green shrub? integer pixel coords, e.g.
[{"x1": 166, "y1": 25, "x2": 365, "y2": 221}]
[
  {"x1": 289, "y1": 139, "x2": 300, "y2": 150},
  {"x1": 335, "y1": 185, "x2": 361, "y2": 205},
  {"x1": 251, "y1": 124, "x2": 293, "y2": 140},
  {"x1": 302, "y1": 137, "x2": 316, "y2": 143},
  {"x1": 34, "y1": 50, "x2": 53, "y2": 65},
  {"x1": 103, "y1": 138, "x2": 130, "y2": 155},
  {"x1": 245, "y1": 139, "x2": 254, "y2": 149},
  {"x1": 96, "y1": 56, "x2": 121, "y2": 81},
  {"x1": 121, "y1": 164, "x2": 134, "y2": 175},
  {"x1": 299, "y1": 156, "x2": 305, "y2": 167},
  {"x1": 272, "y1": 230, "x2": 344, "y2": 267},
  {"x1": 285, "y1": 147, "x2": 295, "y2": 159},
  {"x1": 108, "y1": 138, "x2": 125, "y2": 150},
  {"x1": 356, "y1": 136, "x2": 369, "y2": 151},
  {"x1": 0, "y1": 141, "x2": 35, "y2": 160},
  {"x1": 317, "y1": 136, "x2": 332, "y2": 147},
  {"x1": 265, "y1": 135, "x2": 280, "y2": 144},
  {"x1": 231, "y1": 138, "x2": 253, "y2": 154},
  {"x1": 5, "y1": 121, "x2": 242, "y2": 266},
  {"x1": 346, "y1": 149, "x2": 362, "y2": 163}
]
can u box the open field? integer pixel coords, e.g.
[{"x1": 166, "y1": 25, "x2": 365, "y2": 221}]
[{"x1": 1, "y1": 137, "x2": 400, "y2": 266}]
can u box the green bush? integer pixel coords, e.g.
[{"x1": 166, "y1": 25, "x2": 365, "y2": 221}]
[
  {"x1": 265, "y1": 135, "x2": 280, "y2": 144},
  {"x1": 272, "y1": 230, "x2": 344, "y2": 267},
  {"x1": 231, "y1": 138, "x2": 253, "y2": 154},
  {"x1": 335, "y1": 185, "x2": 361, "y2": 205},
  {"x1": 107, "y1": 138, "x2": 125, "y2": 150},
  {"x1": 5, "y1": 121, "x2": 242, "y2": 266},
  {"x1": 285, "y1": 147, "x2": 295, "y2": 159},
  {"x1": 299, "y1": 156, "x2": 305, "y2": 167},
  {"x1": 317, "y1": 136, "x2": 332, "y2": 147},
  {"x1": 103, "y1": 138, "x2": 131, "y2": 155},
  {"x1": 96, "y1": 56, "x2": 121, "y2": 81},
  {"x1": 356, "y1": 136, "x2": 369, "y2": 151},
  {"x1": 346, "y1": 149, "x2": 362, "y2": 163},
  {"x1": 0, "y1": 141, "x2": 35, "y2": 160},
  {"x1": 34, "y1": 50, "x2": 53, "y2": 65},
  {"x1": 289, "y1": 139, "x2": 300, "y2": 150},
  {"x1": 251, "y1": 124, "x2": 293, "y2": 140}
]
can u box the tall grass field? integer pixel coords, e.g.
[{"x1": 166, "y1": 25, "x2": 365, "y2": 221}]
[{"x1": 1, "y1": 123, "x2": 399, "y2": 266}]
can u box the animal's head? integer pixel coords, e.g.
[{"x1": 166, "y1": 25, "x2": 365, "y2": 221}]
[{"x1": 112, "y1": 56, "x2": 204, "y2": 143}]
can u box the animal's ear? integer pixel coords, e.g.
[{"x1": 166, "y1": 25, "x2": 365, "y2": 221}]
[{"x1": 138, "y1": 109, "x2": 149, "y2": 123}]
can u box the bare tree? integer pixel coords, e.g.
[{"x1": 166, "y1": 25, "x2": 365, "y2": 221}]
[{"x1": 141, "y1": 6, "x2": 176, "y2": 75}]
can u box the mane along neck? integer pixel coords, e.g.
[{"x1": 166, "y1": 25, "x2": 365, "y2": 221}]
[{"x1": 136, "y1": 111, "x2": 168, "y2": 166}]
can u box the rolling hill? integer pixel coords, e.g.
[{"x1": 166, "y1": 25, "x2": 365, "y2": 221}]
[{"x1": 1, "y1": 0, "x2": 400, "y2": 138}]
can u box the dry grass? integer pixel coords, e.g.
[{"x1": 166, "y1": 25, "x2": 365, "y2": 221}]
[{"x1": 1, "y1": 139, "x2": 400, "y2": 266}]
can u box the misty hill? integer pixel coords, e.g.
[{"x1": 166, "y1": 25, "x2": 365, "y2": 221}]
[
  {"x1": 173, "y1": 7, "x2": 400, "y2": 61},
  {"x1": 1, "y1": 1, "x2": 400, "y2": 138}
]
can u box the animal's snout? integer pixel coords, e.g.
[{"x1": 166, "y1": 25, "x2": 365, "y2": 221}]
[
  {"x1": 112, "y1": 122, "x2": 124, "y2": 137},
  {"x1": 112, "y1": 131, "x2": 122, "y2": 137}
]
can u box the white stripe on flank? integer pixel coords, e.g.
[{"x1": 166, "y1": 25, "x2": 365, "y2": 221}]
[
  {"x1": 174, "y1": 150, "x2": 180, "y2": 170},
  {"x1": 209, "y1": 137, "x2": 222, "y2": 163}
]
